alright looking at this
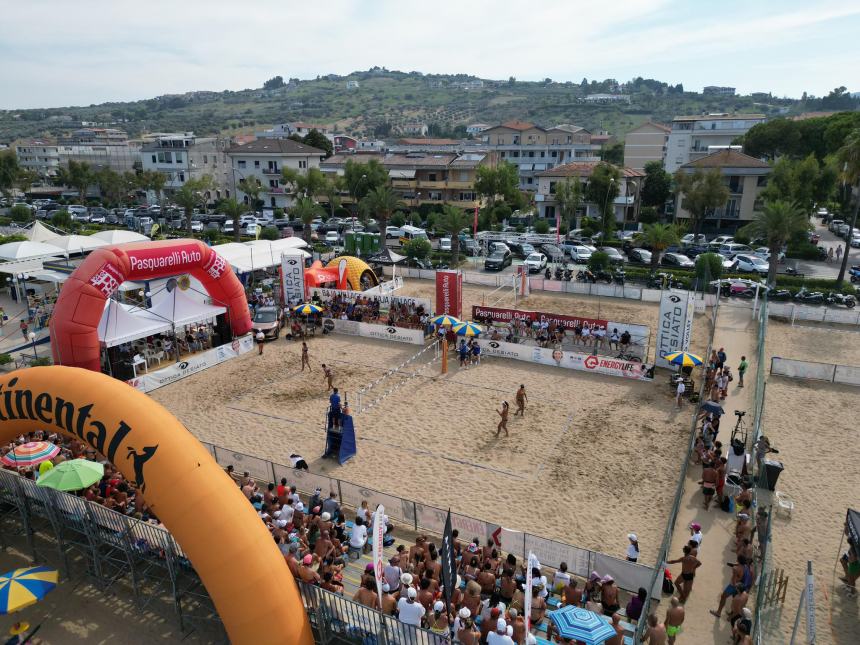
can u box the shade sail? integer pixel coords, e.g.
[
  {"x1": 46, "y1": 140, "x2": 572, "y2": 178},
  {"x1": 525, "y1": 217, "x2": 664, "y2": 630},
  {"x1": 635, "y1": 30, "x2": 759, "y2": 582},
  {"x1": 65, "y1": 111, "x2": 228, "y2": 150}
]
[
  {"x1": 210, "y1": 240, "x2": 309, "y2": 272},
  {"x1": 90, "y1": 230, "x2": 150, "y2": 244},
  {"x1": 44, "y1": 234, "x2": 108, "y2": 253},
  {"x1": 0, "y1": 241, "x2": 65, "y2": 261},
  {"x1": 98, "y1": 300, "x2": 171, "y2": 347},
  {"x1": 25, "y1": 221, "x2": 65, "y2": 243},
  {"x1": 143, "y1": 289, "x2": 227, "y2": 327}
]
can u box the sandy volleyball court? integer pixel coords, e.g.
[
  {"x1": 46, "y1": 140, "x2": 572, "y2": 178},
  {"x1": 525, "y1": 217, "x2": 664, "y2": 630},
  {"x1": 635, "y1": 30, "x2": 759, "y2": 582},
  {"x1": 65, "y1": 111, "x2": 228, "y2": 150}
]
[{"x1": 152, "y1": 282, "x2": 711, "y2": 563}]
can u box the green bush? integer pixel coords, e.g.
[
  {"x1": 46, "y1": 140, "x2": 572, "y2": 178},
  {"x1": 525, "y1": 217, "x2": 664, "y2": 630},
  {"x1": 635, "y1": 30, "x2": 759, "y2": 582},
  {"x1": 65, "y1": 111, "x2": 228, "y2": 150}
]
[
  {"x1": 733, "y1": 230, "x2": 751, "y2": 245},
  {"x1": 260, "y1": 226, "x2": 279, "y2": 240},
  {"x1": 533, "y1": 218, "x2": 550, "y2": 234},
  {"x1": 9, "y1": 205, "x2": 31, "y2": 223},
  {"x1": 695, "y1": 253, "x2": 724, "y2": 281},
  {"x1": 273, "y1": 207, "x2": 284, "y2": 218},
  {"x1": 786, "y1": 242, "x2": 823, "y2": 260},
  {"x1": 390, "y1": 211, "x2": 406, "y2": 228},
  {"x1": 0, "y1": 234, "x2": 27, "y2": 245},
  {"x1": 0, "y1": 354, "x2": 12, "y2": 366},
  {"x1": 638, "y1": 206, "x2": 659, "y2": 224},
  {"x1": 29, "y1": 357, "x2": 52, "y2": 367},
  {"x1": 403, "y1": 237, "x2": 431, "y2": 260},
  {"x1": 587, "y1": 251, "x2": 610, "y2": 272},
  {"x1": 51, "y1": 210, "x2": 72, "y2": 228},
  {"x1": 408, "y1": 212, "x2": 423, "y2": 226}
]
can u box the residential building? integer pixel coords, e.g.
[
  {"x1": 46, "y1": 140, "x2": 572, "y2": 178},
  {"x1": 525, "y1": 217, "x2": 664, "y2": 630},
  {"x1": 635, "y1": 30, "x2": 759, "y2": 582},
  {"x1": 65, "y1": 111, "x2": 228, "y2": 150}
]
[
  {"x1": 397, "y1": 123, "x2": 429, "y2": 137},
  {"x1": 333, "y1": 134, "x2": 358, "y2": 153},
  {"x1": 674, "y1": 149, "x2": 771, "y2": 232},
  {"x1": 480, "y1": 120, "x2": 601, "y2": 191},
  {"x1": 466, "y1": 123, "x2": 491, "y2": 137},
  {"x1": 57, "y1": 128, "x2": 140, "y2": 173},
  {"x1": 583, "y1": 93, "x2": 630, "y2": 103},
  {"x1": 257, "y1": 122, "x2": 332, "y2": 139},
  {"x1": 390, "y1": 138, "x2": 480, "y2": 154},
  {"x1": 664, "y1": 113, "x2": 766, "y2": 173},
  {"x1": 346, "y1": 80, "x2": 360, "y2": 89},
  {"x1": 225, "y1": 138, "x2": 326, "y2": 209},
  {"x1": 703, "y1": 86, "x2": 736, "y2": 96},
  {"x1": 535, "y1": 162, "x2": 644, "y2": 226},
  {"x1": 15, "y1": 139, "x2": 60, "y2": 177},
  {"x1": 140, "y1": 132, "x2": 230, "y2": 199},
  {"x1": 320, "y1": 151, "x2": 488, "y2": 209},
  {"x1": 623, "y1": 122, "x2": 670, "y2": 171}
]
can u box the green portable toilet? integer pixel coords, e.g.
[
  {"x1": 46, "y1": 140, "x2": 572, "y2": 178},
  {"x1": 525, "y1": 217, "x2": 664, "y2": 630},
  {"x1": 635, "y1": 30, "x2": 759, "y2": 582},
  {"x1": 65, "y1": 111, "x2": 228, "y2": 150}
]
[
  {"x1": 363, "y1": 232, "x2": 380, "y2": 254},
  {"x1": 344, "y1": 232, "x2": 357, "y2": 254}
]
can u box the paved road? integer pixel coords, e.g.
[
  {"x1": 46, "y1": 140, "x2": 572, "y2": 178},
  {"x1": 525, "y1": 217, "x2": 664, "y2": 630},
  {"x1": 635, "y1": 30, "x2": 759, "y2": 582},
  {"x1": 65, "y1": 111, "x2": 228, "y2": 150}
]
[{"x1": 789, "y1": 219, "x2": 859, "y2": 279}]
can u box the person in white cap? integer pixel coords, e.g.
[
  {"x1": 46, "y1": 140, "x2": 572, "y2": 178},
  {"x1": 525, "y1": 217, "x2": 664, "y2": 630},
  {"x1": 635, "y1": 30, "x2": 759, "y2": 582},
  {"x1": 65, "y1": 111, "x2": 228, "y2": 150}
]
[
  {"x1": 627, "y1": 533, "x2": 640, "y2": 563},
  {"x1": 428, "y1": 600, "x2": 451, "y2": 634},
  {"x1": 487, "y1": 617, "x2": 514, "y2": 645},
  {"x1": 398, "y1": 572, "x2": 414, "y2": 599},
  {"x1": 380, "y1": 582, "x2": 397, "y2": 615},
  {"x1": 453, "y1": 607, "x2": 471, "y2": 633},
  {"x1": 455, "y1": 607, "x2": 480, "y2": 644},
  {"x1": 273, "y1": 510, "x2": 288, "y2": 529},
  {"x1": 397, "y1": 587, "x2": 425, "y2": 627}
]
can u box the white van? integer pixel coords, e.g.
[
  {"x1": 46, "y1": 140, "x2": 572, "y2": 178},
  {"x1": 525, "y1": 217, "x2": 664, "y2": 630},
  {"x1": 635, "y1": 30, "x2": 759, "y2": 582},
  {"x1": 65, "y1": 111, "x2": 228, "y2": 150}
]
[{"x1": 398, "y1": 225, "x2": 428, "y2": 244}]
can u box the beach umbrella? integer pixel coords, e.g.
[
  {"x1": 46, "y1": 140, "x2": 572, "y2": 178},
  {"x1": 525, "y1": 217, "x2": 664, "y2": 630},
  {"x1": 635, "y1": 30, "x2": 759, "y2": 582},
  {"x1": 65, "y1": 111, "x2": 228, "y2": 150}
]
[
  {"x1": 431, "y1": 314, "x2": 460, "y2": 327},
  {"x1": 0, "y1": 566, "x2": 58, "y2": 614},
  {"x1": 664, "y1": 351, "x2": 703, "y2": 368},
  {"x1": 547, "y1": 605, "x2": 616, "y2": 645},
  {"x1": 452, "y1": 321, "x2": 483, "y2": 337},
  {"x1": 0, "y1": 442, "x2": 60, "y2": 468},
  {"x1": 293, "y1": 303, "x2": 323, "y2": 315},
  {"x1": 700, "y1": 401, "x2": 725, "y2": 416},
  {"x1": 36, "y1": 459, "x2": 104, "y2": 492}
]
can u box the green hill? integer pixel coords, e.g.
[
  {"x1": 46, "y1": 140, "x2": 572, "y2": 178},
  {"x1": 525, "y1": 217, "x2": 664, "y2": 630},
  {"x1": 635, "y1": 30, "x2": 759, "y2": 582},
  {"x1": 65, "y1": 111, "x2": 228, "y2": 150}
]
[{"x1": 0, "y1": 68, "x2": 846, "y2": 143}]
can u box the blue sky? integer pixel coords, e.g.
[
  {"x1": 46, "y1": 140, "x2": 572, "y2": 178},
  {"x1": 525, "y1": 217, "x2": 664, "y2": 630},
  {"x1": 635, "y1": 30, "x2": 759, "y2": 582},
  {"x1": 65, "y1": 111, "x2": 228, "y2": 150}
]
[{"x1": 1, "y1": 0, "x2": 858, "y2": 109}]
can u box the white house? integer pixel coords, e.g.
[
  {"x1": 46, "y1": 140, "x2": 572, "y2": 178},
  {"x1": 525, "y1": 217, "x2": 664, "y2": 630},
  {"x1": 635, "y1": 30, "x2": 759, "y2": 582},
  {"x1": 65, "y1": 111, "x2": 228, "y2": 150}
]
[
  {"x1": 664, "y1": 113, "x2": 766, "y2": 173},
  {"x1": 140, "y1": 132, "x2": 229, "y2": 199}
]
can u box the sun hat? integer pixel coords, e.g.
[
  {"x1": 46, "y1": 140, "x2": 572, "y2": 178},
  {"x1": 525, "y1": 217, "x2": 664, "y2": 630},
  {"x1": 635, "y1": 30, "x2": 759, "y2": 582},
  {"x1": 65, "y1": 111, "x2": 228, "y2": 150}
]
[
  {"x1": 689, "y1": 522, "x2": 701, "y2": 531},
  {"x1": 407, "y1": 587, "x2": 417, "y2": 599},
  {"x1": 507, "y1": 626, "x2": 514, "y2": 637},
  {"x1": 434, "y1": 600, "x2": 445, "y2": 612},
  {"x1": 302, "y1": 554, "x2": 313, "y2": 565},
  {"x1": 628, "y1": 533, "x2": 637, "y2": 541},
  {"x1": 459, "y1": 607, "x2": 471, "y2": 619},
  {"x1": 9, "y1": 623, "x2": 29, "y2": 636},
  {"x1": 382, "y1": 583, "x2": 390, "y2": 592},
  {"x1": 601, "y1": 574, "x2": 614, "y2": 583},
  {"x1": 295, "y1": 502, "x2": 304, "y2": 511},
  {"x1": 589, "y1": 571, "x2": 601, "y2": 582},
  {"x1": 321, "y1": 512, "x2": 331, "y2": 521},
  {"x1": 401, "y1": 572, "x2": 413, "y2": 585},
  {"x1": 496, "y1": 618, "x2": 507, "y2": 632}
]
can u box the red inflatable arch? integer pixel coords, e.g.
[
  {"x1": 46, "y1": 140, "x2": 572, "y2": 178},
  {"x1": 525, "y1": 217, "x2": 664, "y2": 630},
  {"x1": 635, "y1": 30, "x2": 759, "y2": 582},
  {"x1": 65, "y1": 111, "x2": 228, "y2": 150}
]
[{"x1": 50, "y1": 239, "x2": 252, "y2": 371}]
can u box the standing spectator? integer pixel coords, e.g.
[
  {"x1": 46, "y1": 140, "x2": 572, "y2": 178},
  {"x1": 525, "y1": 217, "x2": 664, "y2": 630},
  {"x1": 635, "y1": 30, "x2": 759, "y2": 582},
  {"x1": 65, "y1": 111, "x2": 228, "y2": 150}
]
[
  {"x1": 322, "y1": 492, "x2": 340, "y2": 519},
  {"x1": 675, "y1": 379, "x2": 685, "y2": 408},
  {"x1": 19, "y1": 319, "x2": 28, "y2": 341},
  {"x1": 397, "y1": 588, "x2": 425, "y2": 627},
  {"x1": 664, "y1": 597, "x2": 685, "y2": 645},
  {"x1": 256, "y1": 330, "x2": 265, "y2": 354},
  {"x1": 716, "y1": 347, "x2": 727, "y2": 370},
  {"x1": 626, "y1": 533, "x2": 640, "y2": 562},
  {"x1": 836, "y1": 245, "x2": 843, "y2": 261},
  {"x1": 737, "y1": 355, "x2": 748, "y2": 387}
]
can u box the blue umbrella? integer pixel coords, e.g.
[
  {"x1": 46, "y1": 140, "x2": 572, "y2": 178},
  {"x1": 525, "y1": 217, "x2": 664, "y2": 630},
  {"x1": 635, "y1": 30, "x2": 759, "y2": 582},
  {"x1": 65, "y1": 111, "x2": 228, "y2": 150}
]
[
  {"x1": 548, "y1": 606, "x2": 616, "y2": 645},
  {"x1": 700, "y1": 401, "x2": 725, "y2": 416}
]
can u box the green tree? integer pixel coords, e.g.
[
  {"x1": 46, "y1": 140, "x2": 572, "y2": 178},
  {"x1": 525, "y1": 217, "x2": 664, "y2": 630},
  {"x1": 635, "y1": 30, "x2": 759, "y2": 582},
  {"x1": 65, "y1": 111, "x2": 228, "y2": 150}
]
[
  {"x1": 673, "y1": 168, "x2": 730, "y2": 238},
  {"x1": 599, "y1": 142, "x2": 624, "y2": 165},
  {"x1": 436, "y1": 204, "x2": 471, "y2": 262},
  {"x1": 58, "y1": 160, "x2": 94, "y2": 203},
  {"x1": 321, "y1": 175, "x2": 344, "y2": 220},
  {"x1": 302, "y1": 130, "x2": 333, "y2": 158},
  {"x1": 587, "y1": 251, "x2": 610, "y2": 272},
  {"x1": 136, "y1": 169, "x2": 167, "y2": 206},
  {"x1": 584, "y1": 162, "x2": 621, "y2": 240},
  {"x1": 533, "y1": 218, "x2": 550, "y2": 234},
  {"x1": 390, "y1": 212, "x2": 406, "y2": 227},
  {"x1": 638, "y1": 206, "x2": 659, "y2": 224},
  {"x1": 0, "y1": 150, "x2": 20, "y2": 197},
  {"x1": 763, "y1": 154, "x2": 822, "y2": 212},
  {"x1": 836, "y1": 128, "x2": 860, "y2": 285},
  {"x1": 9, "y1": 204, "x2": 31, "y2": 223},
  {"x1": 360, "y1": 186, "x2": 404, "y2": 249},
  {"x1": 738, "y1": 200, "x2": 808, "y2": 286},
  {"x1": 263, "y1": 75, "x2": 285, "y2": 90},
  {"x1": 403, "y1": 237, "x2": 431, "y2": 260},
  {"x1": 695, "y1": 252, "x2": 724, "y2": 282},
  {"x1": 474, "y1": 161, "x2": 519, "y2": 211},
  {"x1": 260, "y1": 226, "x2": 279, "y2": 240},
  {"x1": 641, "y1": 222, "x2": 680, "y2": 270},
  {"x1": 14, "y1": 169, "x2": 38, "y2": 196},
  {"x1": 238, "y1": 176, "x2": 265, "y2": 212},
  {"x1": 554, "y1": 178, "x2": 583, "y2": 231},
  {"x1": 641, "y1": 161, "x2": 672, "y2": 211},
  {"x1": 343, "y1": 159, "x2": 388, "y2": 211},
  {"x1": 218, "y1": 197, "x2": 248, "y2": 242},
  {"x1": 290, "y1": 196, "x2": 325, "y2": 243},
  {"x1": 174, "y1": 176, "x2": 214, "y2": 235},
  {"x1": 51, "y1": 210, "x2": 72, "y2": 229}
]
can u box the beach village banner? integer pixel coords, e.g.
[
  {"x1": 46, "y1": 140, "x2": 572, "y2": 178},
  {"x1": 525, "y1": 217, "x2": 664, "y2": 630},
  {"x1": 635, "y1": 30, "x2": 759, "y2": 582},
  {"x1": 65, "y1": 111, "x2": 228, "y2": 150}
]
[
  {"x1": 472, "y1": 305, "x2": 650, "y2": 343},
  {"x1": 477, "y1": 338, "x2": 652, "y2": 380}
]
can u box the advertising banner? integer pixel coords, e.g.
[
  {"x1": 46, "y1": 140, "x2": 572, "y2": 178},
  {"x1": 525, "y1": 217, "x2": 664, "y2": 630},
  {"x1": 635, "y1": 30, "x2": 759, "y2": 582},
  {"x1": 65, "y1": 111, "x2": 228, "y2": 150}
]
[
  {"x1": 372, "y1": 504, "x2": 385, "y2": 606},
  {"x1": 127, "y1": 334, "x2": 254, "y2": 393},
  {"x1": 472, "y1": 305, "x2": 649, "y2": 342},
  {"x1": 477, "y1": 339, "x2": 652, "y2": 380},
  {"x1": 126, "y1": 242, "x2": 204, "y2": 275},
  {"x1": 280, "y1": 252, "x2": 305, "y2": 304},
  {"x1": 310, "y1": 287, "x2": 432, "y2": 315},
  {"x1": 435, "y1": 269, "x2": 462, "y2": 318},
  {"x1": 441, "y1": 510, "x2": 456, "y2": 608},
  {"x1": 323, "y1": 318, "x2": 425, "y2": 345},
  {"x1": 655, "y1": 290, "x2": 694, "y2": 368}
]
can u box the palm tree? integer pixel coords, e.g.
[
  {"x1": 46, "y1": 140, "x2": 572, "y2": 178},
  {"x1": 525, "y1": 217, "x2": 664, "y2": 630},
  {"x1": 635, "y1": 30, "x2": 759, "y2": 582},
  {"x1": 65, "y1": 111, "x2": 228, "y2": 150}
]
[
  {"x1": 322, "y1": 175, "x2": 344, "y2": 220},
  {"x1": 360, "y1": 186, "x2": 404, "y2": 249},
  {"x1": 218, "y1": 197, "x2": 248, "y2": 243},
  {"x1": 554, "y1": 177, "x2": 583, "y2": 231},
  {"x1": 239, "y1": 177, "x2": 264, "y2": 212},
  {"x1": 436, "y1": 204, "x2": 471, "y2": 263},
  {"x1": 836, "y1": 128, "x2": 860, "y2": 286},
  {"x1": 741, "y1": 200, "x2": 809, "y2": 286},
  {"x1": 291, "y1": 197, "x2": 324, "y2": 243},
  {"x1": 174, "y1": 176, "x2": 214, "y2": 236},
  {"x1": 641, "y1": 223, "x2": 681, "y2": 270}
]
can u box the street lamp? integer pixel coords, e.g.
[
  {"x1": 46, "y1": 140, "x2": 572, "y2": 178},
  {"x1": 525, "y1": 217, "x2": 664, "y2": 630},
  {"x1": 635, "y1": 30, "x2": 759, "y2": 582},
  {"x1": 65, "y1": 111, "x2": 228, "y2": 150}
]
[{"x1": 28, "y1": 331, "x2": 37, "y2": 358}]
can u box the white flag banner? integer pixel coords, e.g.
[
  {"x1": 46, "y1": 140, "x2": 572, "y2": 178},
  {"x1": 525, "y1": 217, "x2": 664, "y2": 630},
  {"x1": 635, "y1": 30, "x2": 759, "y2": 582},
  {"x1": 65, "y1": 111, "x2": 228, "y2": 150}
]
[
  {"x1": 524, "y1": 550, "x2": 539, "y2": 633},
  {"x1": 372, "y1": 504, "x2": 386, "y2": 605}
]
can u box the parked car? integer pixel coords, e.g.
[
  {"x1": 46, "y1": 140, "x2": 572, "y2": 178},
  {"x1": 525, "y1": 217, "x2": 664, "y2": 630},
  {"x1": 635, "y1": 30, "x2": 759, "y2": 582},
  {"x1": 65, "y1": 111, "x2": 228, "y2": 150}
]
[
  {"x1": 191, "y1": 221, "x2": 204, "y2": 233},
  {"x1": 732, "y1": 254, "x2": 770, "y2": 275},
  {"x1": 484, "y1": 249, "x2": 512, "y2": 271},
  {"x1": 251, "y1": 306, "x2": 284, "y2": 340},
  {"x1": 616, "y1": 230, "x2": 638, "y2": 241},
  {"x1": 851, "y1": 235, "x2": 860, "y2": 248},
  {"x1": 488, "y1": 241, "x2": 511, "y2": 255},
  {"x1": 507, "y1": 241, "x2": 535, "y2": 259},
  {"x1": 568, "y1": 245, "x2": 593, "y2": 263},
  {"x1": 523, "y1": 252, "x2": 547, "y2": 273},
  {"x1": 829, "y1": 219, "x2": 844, "y2": 233},
  {"x1": 661, "y1": 252, "x2": 695, "y2": 268},
  {"x1": 439, "y1": 237, "x2": 452, "y2": 252},
  {"x1": 681, "y1": 233, "x2": 708, "y2": 246},
  {"x1": 539, "y1": 243, "x2": 565, "y2": 261},
  {"x1": 708, "y1": 235, "x2": 734, "y2": 249},
  {"x1": 67, "y1": 205, "x2": 88, "y2": 220},
  {"x1": 627, "y1": 248, "x2": 653, "y2": 265},
  {"x1": 717, "y1": 243, "x2": 753, "y2": 259},
  {"x1": 752, "y1": 247, "x2": 785, "y2": 262},
  {"x1": 598, "y1": 247, "x2": 626, "y2": 265},
  {"x1": 461, "y1": 239, "x2": 480, "y2": 256},
  {"x1": 384, "y1": 226, "x2": 401, "y2": 239},
  {"x1": 325, "y1": 231, "x2": 340, "y2": 245}
]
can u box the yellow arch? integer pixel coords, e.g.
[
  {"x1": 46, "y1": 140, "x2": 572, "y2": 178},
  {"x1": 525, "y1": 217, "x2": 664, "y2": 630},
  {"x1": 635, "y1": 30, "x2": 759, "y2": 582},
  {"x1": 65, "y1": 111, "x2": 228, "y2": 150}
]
[{"x1": 0, "y1": 367, "x2": 312, "y2": 645}]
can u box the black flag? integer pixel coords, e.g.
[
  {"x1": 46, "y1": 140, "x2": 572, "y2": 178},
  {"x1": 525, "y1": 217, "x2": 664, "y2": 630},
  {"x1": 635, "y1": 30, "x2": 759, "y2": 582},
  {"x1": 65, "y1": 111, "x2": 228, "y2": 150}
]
[{"x1": 440, "y1": 509, "x2": 457, "y2": 608}]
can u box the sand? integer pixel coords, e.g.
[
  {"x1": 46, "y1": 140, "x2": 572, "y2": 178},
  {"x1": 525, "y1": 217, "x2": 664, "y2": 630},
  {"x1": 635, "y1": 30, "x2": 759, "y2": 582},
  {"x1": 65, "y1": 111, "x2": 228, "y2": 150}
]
[
  {"x1": 152, "y1": 281, "x2": 712, "y2": 565},
  {"x1": 758, "y1": 320, "x2": 860, "y2": 644}
]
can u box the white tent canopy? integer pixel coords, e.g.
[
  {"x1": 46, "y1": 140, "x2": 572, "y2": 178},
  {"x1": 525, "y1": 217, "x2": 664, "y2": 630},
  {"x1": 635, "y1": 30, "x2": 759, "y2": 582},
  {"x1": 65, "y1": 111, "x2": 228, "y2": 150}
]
[
  {"x1": 141, "y1": 289, "x2": 226, "y2": 327},
  {"x1": 25, "y1": 221, "x2": 66, "y2": 243},
  {"x1": 0, "y1": 241, "x2": 66, "y2": 261},
  {"x1": 44, "y1": 234, "x2": 108, "y2": 253},
  {"x1": 210, "y1": 238, "x2": 309, "y2": 273},
  {"x1": 98, "y1": 299, "x2": 171, "y2": 348},
  {"x1": 90, "y1": 230, "x2": 150, "y2": 244}
]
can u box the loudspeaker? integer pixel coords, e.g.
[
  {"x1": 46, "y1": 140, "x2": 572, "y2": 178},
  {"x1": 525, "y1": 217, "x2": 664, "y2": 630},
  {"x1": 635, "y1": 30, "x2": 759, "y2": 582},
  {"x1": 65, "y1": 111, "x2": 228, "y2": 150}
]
[
  {"x1": 113, "y1": 360, "x2": 135, "y2": 381},
  {"x1": 212, "y1": 314, "x2": 232, "y2": 346}
]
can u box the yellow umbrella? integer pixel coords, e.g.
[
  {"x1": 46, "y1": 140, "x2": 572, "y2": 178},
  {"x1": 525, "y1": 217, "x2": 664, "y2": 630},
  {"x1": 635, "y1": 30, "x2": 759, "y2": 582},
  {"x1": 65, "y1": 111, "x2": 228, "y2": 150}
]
[
  {"x1": 0, "y1": 566, "x2": 58, "y2": 614},
  {"x1": 452, "y1": 321, "x2": 483, "y2": 337},
  {"x1": 431, "y1": 314, "x2": 460, "y2": 327}
]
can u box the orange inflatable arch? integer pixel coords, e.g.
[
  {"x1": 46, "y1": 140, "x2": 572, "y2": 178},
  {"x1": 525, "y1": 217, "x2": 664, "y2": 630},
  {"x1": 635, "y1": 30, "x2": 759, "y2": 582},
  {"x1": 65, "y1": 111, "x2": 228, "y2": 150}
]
[
  {"x1": 50, "y1": 239, "x2": 252, "y2": 371},
  {"x1": 0, "y1": 367, "x2": 312, "y2": 645}
]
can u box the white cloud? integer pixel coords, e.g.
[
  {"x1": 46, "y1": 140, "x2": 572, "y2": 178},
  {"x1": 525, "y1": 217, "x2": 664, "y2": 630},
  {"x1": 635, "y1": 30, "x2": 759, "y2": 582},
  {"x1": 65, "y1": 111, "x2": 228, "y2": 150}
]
[{"x1": 0, "y1": 0, "x2": 857, "y2": 108}]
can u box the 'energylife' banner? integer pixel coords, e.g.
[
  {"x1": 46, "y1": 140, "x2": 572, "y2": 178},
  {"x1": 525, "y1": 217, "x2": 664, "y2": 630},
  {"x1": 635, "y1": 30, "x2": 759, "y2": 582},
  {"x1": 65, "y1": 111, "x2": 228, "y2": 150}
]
[{"x1": 655, "y1": 290, "x2": 695, "y2": 369}]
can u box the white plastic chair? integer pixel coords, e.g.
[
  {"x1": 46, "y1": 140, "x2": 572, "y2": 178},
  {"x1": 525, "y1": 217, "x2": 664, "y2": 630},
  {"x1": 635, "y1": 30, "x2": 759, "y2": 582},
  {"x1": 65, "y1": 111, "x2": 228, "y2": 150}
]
[{"x1": 775, "y1": 491, "x2": 794, "y2": 518}]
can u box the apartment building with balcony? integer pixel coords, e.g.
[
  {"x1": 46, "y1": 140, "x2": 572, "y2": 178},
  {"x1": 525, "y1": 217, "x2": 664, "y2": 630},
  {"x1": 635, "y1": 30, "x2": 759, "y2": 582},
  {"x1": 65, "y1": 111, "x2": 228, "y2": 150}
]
[
  {"x1": 320, "y1": 151, "x2": 488, "y2": 209},
  {"x1": 664, "y1": 113, "x2": 766, "y2": 173},
  {"x1": 15, "y1": 139, "x2": 60, "y2": 177},
  {"x1": 55, "y1": 128, "x2": 140, "y2": 174},
  {"x1": 225, "y1": 138, "x2": 326, "y2": 209},
  {"x1": 140, "y1": 132, "x2": 231, "y2": 199},
  {"x1": 674, "y1": 149, "x2": 771, "y2": 232},
  {"x1": 623, "y1": 122, "x2": 670, "y2": 171},
  {"x1": 534, "y1": 162, "x2": 645, "y2": 227},
  {"x1": 480, "y1": 120, "x2": 601, "y2": 191}
]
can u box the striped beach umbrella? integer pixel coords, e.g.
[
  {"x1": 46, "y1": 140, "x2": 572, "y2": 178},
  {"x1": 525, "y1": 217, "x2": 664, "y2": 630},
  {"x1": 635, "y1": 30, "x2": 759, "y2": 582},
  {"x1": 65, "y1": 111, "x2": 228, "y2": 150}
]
[
  {"x1": 431, "y1": 314, "x2": 460, "y2": 327},
  {"x1": 0, "y1": 566, "x2": 58, "y2": 614},
  {"x1": 36, "y1": 459, "x2": 104, "y2": 492},
  {"x1": 1, "y1": 442, "x2": 60, "y2": 468},
  {"x1": 293, "y1": 303, "x2": 323, "y2": 315},
  {"x1": 664, "y1": 351, "x2": 704, "y2": 368},
  {"x1": 547, "y1": 605, "x2": 616, "y2": 645},
  {"x1": 452, "y1": 321, "x2": 483, "y2": 337}
]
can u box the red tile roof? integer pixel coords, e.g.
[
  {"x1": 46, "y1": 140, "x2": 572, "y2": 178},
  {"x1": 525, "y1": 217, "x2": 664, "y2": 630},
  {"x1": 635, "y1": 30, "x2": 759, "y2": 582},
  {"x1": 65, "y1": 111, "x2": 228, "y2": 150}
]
[{"x1": 498, "y1": 120, "x2": 538, "y2": 131}]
